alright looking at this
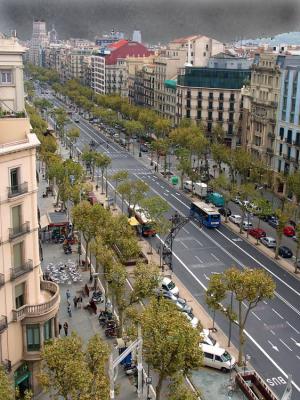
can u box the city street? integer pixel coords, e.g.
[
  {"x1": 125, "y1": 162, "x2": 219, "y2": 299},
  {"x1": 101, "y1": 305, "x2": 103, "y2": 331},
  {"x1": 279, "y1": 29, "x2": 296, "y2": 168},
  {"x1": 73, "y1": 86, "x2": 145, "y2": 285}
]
[{"x1": 49, "y1": 93, "x2": 300, "y2": 400}]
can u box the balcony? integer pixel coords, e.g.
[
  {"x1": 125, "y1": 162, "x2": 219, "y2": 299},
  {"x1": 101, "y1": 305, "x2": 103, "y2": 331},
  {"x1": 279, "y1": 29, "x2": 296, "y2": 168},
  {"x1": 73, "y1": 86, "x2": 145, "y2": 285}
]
[
  {"x1": 284, "y1": 138, "x2": 293, "y2": 145},
  {"x1": 0, "y1": 273, "x2": 4, "y2": 287},
  {"x1": 12, "y1": 281, "x2": 60, "y2": 322},
  {"x1": 0, "y1": 316, "x2": 8, "y2": 333},
  {"x1": 10, "y1": 260, "x2": 33, "y2": 280},
  {"x1": 7, "y1": 182, "x2": 28, "y2": 199},
  {"x1": 9, "y1": 221, "x2": 30, "y2": 240}
]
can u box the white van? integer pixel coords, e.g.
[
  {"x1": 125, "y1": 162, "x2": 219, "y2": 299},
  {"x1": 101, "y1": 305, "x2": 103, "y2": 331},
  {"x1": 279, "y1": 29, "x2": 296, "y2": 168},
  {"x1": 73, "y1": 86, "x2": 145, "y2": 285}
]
[
  {"x1": 200, "y1": 329, "x2": 219, "y2": 347},
  {"x1": 184, "y1": 180, "x2": 194, "y2": 192},
  {"x1": 201, "y1": 344, "x2": 235, "y2": 372}
]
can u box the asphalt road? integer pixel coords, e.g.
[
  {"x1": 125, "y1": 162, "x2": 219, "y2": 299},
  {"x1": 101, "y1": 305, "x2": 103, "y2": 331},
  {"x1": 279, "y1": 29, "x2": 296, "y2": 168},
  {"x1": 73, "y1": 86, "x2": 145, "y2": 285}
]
[{"x1": 47, "y1": 91, "x2": 300, "y2": 400}]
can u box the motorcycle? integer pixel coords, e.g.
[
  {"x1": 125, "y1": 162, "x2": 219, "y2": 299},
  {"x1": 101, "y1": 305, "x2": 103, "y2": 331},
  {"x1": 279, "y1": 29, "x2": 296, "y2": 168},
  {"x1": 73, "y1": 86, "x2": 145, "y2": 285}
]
[
  {"x1": 91, "y1": 290, "x2": 103, "y2": 303},
  {"x1": 105, "y1": 327, "x2": 117, "y2": 338},
  {"x1": 124, "y1": 364, "x2": 137, "y2": 376}
]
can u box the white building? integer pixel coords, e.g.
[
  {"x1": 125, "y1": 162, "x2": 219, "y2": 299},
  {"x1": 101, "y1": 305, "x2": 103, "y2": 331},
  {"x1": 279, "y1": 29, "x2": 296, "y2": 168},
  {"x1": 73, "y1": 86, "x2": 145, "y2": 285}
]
[
  {"x1": 29, "y1": 20, "x2": 48, "y2": 66},
  {"x1": 132, "y1": 30, "x2": 142, "y2": 44}
]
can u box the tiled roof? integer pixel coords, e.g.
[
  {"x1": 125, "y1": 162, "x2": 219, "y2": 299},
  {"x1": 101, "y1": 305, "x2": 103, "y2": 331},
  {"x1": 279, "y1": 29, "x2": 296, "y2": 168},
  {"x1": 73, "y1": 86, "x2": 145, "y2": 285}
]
[
  {"x1": 106, "y1": 41, "x2": 154, "y2": 65},
  {"x1": 108, "y1": 39, "x2": 128, "y2": 50}
]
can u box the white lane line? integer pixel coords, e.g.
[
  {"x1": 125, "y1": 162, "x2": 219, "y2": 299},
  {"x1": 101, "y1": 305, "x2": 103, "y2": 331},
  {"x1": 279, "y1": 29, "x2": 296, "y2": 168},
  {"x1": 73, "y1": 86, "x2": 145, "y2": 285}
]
[
  {"x1": 194, "y1": 239, "x2": 203, "y2": 247},
  {"x1": 180, "y1": 240, "x2": 188, "y2": 249},
  {"x1": 290, "y1": 337, "x2": 300, "y2": 347},
  {"x1": 195, "y1": 256, "x2": 203, "y2": 263},
  {"x1": 176, "y1": 192, "x2": 181, "y2": 196},
  {"x1": 279, "y1": 338, "x2": 293, "y2": 351},
  {"x1": 270, "y1": 330, "x2": 276, "y2": 336},
  {"x1": 210, "y1": 253, "x2": 220, "y2": 262},
  {"x1": 297, "y1": 356, "x2": 300, "y2": 361},
  {"x1": 286, "y1": 321, "x2": 300, "y2": 334},
  {"x1": 182, "y1": 227, "x2": 189, "y2": 234},
  {"x1": 252, "y1": 311, "x2": 261, "y2": 321},
  {"x1": 164, "y1": 193, "x2": 169, "y2": 197},
  {"x1": 204, "y1": 273, "x2": 210, "y2": 281},
  {"x1": 215, "y1": 228, "x2": 300, "y2": 299},
  {"x1": 263, "y1": 301, "x2": 268, "y2": 305},
  {"x1": 165, "y1": 189, "x2": 169, "y2": 193},
  {"x1": 272, "y1": 308, "x2": 284, "y2": 320},
  {"x1": 160, "y1": 185, "x2": 164, "y2": 189}
]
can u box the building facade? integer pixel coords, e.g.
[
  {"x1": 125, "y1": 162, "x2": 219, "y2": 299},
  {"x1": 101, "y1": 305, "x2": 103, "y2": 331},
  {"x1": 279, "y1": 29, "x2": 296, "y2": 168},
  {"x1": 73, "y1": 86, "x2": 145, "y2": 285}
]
[
  {"x1": 0, "y1": 37, "x2": 60, "y2": 395},
  {"x1": 176, "y1": 64, "x2": 251, "y2": 147},
  {"x1": 29, "y1": 20, "x2": 48, "y2": 66},
  {"x1": 243, "y1": 53, "x2": 283, "y2": 166}
]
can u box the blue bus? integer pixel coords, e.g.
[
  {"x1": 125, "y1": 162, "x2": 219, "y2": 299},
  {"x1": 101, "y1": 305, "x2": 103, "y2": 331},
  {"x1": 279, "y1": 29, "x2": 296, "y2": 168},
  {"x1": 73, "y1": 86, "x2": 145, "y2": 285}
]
[{"x1": 190, "y1": 201, "x2": 221, "y2": 228}]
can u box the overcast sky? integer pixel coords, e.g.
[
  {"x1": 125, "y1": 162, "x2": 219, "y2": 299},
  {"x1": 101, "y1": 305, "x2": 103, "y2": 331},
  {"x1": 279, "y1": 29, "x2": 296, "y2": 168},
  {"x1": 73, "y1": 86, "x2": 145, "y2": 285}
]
[{"x1": 0, "y1": 0, "x2": 299, "y2": 44}]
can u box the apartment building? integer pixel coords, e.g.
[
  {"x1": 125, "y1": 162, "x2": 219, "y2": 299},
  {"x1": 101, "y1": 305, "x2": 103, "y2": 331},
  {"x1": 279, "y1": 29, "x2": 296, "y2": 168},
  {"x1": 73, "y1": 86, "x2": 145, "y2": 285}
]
[
  {"x1": 274, "y1": 56, "x2": 300, "y2": 178},
  {"x1": 128, "y1": 64, "x2": 155, "y2": 107},
  {"x1": 0, "y1": 37, "x2": 60, "y2": 395},
  {"x1": 176, "y1": 55, "x2": 251, "y2": 147},
  {"x1": 29, "y1": 20, "x2": 48, "y2": 66},
  {"x1": 242, "y1": 53, "x2": 283, "y2": 166},
  {"x1": 91, "y1": 40, "x2": 153, "y2": 97}
]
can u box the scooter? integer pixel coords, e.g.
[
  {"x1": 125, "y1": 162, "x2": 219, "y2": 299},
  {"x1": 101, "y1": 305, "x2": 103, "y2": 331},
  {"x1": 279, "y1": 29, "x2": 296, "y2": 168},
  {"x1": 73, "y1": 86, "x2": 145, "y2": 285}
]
[
  {"x1": 92, "y1": 292, "x2": 104, "y2": 304},
  {"x1": 105, "y1": 328, "x2": 117, "y2": 338}
]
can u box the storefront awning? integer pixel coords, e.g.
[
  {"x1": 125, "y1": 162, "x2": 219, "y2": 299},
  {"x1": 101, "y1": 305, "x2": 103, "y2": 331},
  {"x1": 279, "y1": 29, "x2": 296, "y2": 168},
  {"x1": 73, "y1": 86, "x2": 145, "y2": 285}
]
[
  {"x1": 128, "y1": 217, "x2": 140, "y2": 226},
  {"x1": 40, "y1": 214, "x2": 50, "y2": 229}
]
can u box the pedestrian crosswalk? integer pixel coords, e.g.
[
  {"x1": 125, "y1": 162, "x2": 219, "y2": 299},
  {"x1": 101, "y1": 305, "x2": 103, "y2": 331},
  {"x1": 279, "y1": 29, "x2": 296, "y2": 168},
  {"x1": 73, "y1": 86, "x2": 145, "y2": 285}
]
[{"x1": 107, "y1": 167, "x2": 152, "y2": 175}]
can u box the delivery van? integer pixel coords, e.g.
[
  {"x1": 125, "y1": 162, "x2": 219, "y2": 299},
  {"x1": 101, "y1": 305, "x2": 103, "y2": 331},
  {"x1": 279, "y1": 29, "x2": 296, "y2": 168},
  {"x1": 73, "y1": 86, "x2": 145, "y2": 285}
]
[
  {"x1": 207, "y1": 192, "x2": 225, "y2": 207},
  {"x1": 201, "y1": 344, "x2": 235, "y2": 372}
]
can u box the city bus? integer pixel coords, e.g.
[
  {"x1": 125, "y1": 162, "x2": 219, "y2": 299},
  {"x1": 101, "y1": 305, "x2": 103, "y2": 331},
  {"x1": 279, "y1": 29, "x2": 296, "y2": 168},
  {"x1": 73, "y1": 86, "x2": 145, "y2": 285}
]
[
  {"x1": 128, "y1": 205, "x2": 156, "y2": 237},
  {"x1": 189, "y1": 200, "x2": 221, "y2": 228}
]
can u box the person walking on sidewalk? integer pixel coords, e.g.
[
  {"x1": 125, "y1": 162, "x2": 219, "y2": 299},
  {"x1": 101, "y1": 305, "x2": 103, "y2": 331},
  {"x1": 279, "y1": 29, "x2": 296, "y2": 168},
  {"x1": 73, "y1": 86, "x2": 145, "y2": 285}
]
[
  {"x1": 66, "y1": 289, "x2": 71, "y2": 300},
  {"x1": 63, "y1": 322, "x2": 69, "y2": 336},
  {"x1": 73, "y1": 296, "x2": 78, "y2": 309},
  {"x1": 58, "y1": 322, "x2": 62, "y2": 336},
  {"x1": 67, "y1": 303, "x2": 72, "y2": 317}
]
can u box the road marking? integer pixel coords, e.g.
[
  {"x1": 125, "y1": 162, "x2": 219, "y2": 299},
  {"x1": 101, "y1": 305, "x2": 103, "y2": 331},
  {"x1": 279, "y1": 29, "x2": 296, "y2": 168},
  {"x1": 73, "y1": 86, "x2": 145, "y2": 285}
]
[
  {"x1": 279, "y1": 338, "x2": 292, "y2": 351},
  {"x1": 272, "y1": 308, "x2": 284, "y2": 320},
  {"x1": 182, "y1": 227, "x2": 189, "y2": 234},
  {"x1": 286, "y1": 321, "x2": 300, "y2": 334},
  {"x1": 195, "y1": 256, "x2": 203, "y2": 263},
  {"x1": 165, "y1": 189, "x2": 169, "y2": 193},
  {"x1": 176, "y1": 192, "x2": 181, "y2": 196},
  {"x1": 194, "y1": 239, "x2": 203, "y2": 246},
  {"x1": 210, "y1": 253, "x2": 220, "y2": 262},
  {"x1": 215, "y1": 229, "x2": 300, "y2": 299},
  {"x1": 204, "y1": 273, "x2": 210, "y2": 281},
  {"x1": 290, "y1": 337, "x2": 300, "y2": 347},
  {"x1": 180, "y1": 240, "x2": 188, "y2": 249},
  {"x1": 267, "y1": 340, "x2": 279, "y2": 352},
  {"x1": 263, "y1": 301, "x2": 268, "y2": 305},
  {"x1": 252, "y1": 311, "x2": 261, "y2": 321},
  {"x1": 270, "y1": 330, "x2": 276, "y2": 336}
]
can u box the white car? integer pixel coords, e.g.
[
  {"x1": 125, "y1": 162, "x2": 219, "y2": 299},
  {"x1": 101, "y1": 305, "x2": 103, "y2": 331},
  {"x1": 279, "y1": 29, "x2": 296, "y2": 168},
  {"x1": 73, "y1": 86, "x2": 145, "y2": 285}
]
[
  {"x1": 229, "y1": 214, "x2": 242, "y2": 225},
  {"x1": 260, "y1": 236, "x2": 276, "y2": 248},
  {"x1": 160, "y1": 277, "x2": 179, "y2": 297},
  {"x1": 200, "y1": 329, "x2": 219, "y2": 347},
  {"x1": 242, "y1": 220, "x2": 253, "y2": 230}
]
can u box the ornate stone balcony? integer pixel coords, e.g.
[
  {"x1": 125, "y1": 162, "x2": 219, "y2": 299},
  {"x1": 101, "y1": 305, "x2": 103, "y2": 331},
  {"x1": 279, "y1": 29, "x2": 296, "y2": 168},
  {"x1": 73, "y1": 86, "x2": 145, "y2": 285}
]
[
  {"x1": 9, "y1": 221, "x2": 30, "y2": 240},
  {"x1": 7, "y1": 182, "x2": 28, "y2": 198},
  {"x1": 12, "y1": 281, "x2": 60, "y2": 322},
  {"x1": 0, "y1": 315, "x2": 8, "y2": 333},
  {"x1": 10, "y1": 260, "x2": 33, "y2": 280}
]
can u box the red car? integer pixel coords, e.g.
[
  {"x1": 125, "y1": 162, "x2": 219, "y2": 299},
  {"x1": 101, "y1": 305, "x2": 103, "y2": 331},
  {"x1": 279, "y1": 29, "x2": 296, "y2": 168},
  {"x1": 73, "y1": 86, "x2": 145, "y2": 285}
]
[
  {"x1": 283, "y1": 225, "x2": 295, "y2": 237},
  {"x1": 249, "y1": 228, "x2": 266, "y2": 239}
]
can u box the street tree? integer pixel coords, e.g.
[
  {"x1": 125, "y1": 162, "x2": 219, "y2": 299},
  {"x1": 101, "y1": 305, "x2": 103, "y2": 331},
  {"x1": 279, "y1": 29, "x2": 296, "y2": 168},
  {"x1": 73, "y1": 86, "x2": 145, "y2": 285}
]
[
  {"x1": 293, "y1": 224, "x2": 300, "y2": 273},
  {"x1": 95, "y1": 153, "x2": 111, "y2": 194},
  {"x1": 39, "y1": 333, "x2": 110, "y2": 400},
  {"x1": 66, "y1": 127, "x2": 80, "y2": 158},
  {"x1": 0, "y1": 365, "x2": 14, "y2": 400},
  {"x1": 232, "y1": 149, "x2": 253, "y2": 184},
  {"x1": 211, "y1": 144, "x2": 230, "y2": 176},
  {"x1": 141, "y1": 299, "x2": 203, "y2": 400},
  {"x1": 206, "y1": 267, "x2": 276, "y2": 365},
  {"x1": 175, "y1": 148, "x2": 191, "y2": 189},
  {"x1": 72, "y1": 201, "x2": 109, "y2": 266},
  {"x1": 167, "y1": 375, "x2": 199, "y2": 400},
  {"x1": 154, "y1": 118, "x2": 172, "y2": 139},
  {"x1": 123, "y1": 120, "x2": 144, "y2": 153},
  {"x1": 118, "y1": 179, "x2": 149, "y2": 213},
  {"x1": 110, "y1": 170, "x2": 129, "y2": 204},
  {"x1": 235, "y1": 183, "x2": 257, "y2": 234},
  {"x1": 211, "y1": 123, "x2": 226, "y2": 144},
  {"x1": 252, "y1": 198, "x2": 273, "y2": 244},
  {"x1": 81, "y1": 148, "x2": 97, "y2": 179}
]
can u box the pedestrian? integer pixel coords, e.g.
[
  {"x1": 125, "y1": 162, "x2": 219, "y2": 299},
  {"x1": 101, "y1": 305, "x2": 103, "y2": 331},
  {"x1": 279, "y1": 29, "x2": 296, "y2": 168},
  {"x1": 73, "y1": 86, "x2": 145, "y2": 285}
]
[
  {"x1": 67, "y1": 303, "x2": 72, "y2": 317},
  {"x1": 66, "y1": 289, "x2": 71, "y2": 300},
  {"x1": 63, "y1": 322, "x2": 68, "y2": 336},
  {"x1": 78, "y1": 295, "x2": 83, "y2": 309},
  {"x1": 58, "y1": 322, "x2": 62, "y2": 336},
  {"x1": 73, "y1": 296, "x2": 77, "y2": 308}
]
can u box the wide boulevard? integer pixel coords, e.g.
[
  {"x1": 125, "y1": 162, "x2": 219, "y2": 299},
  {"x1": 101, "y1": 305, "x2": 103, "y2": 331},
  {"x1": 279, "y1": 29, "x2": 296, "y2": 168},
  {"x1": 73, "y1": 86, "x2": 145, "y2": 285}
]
[{"x1": 49, "y1": 92, "x2": 300, "y2": 400}]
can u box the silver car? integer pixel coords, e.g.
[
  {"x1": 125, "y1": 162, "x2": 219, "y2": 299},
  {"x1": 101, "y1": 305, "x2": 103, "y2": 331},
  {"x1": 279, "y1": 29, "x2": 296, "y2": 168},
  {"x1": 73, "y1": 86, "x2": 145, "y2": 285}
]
[{"x1": 260, "y1": 236, "x2": 276, "y2": 248}]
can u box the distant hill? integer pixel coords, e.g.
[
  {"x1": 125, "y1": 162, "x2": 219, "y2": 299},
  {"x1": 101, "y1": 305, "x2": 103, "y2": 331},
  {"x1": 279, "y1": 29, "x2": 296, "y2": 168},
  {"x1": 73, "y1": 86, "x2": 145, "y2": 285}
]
[{"x1": 241, "y1": 32, "x2": 300, "y2": 45}]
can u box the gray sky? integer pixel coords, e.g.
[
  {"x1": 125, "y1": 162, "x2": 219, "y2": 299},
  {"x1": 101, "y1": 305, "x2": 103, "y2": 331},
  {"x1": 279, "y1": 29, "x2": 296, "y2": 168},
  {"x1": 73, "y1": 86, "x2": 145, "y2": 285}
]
[{"x1": 0, "y1": 0, "x2": 299, "y2": 43}]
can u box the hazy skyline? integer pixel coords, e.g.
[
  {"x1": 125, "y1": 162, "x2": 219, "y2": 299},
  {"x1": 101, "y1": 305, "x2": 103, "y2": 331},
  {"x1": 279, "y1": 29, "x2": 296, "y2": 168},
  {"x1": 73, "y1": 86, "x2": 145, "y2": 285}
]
[{"x1": 0, "y1": 0, "x2": 299, "y2": 43}]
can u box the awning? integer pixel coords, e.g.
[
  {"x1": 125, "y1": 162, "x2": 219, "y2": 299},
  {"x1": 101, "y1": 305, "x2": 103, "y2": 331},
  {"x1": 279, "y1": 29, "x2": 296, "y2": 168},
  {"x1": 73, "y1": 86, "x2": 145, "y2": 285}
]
[
  {"x1": 128, "y1": 217, "x2": 140, "y2": 226},
  {"x1": 48, "y1": 212, "x2": 68, "y2": 227},
  {"x1": 40, "y1": 214, "x2": 50, "y2": 229}
]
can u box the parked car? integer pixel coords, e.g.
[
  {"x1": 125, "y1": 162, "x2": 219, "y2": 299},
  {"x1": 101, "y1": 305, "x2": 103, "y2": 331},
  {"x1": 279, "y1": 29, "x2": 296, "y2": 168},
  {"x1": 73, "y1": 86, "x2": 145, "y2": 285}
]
[
  {"x1": 232, "y1": 196, "x2": 241, "y2": 205},
  {"x1": 218, "y1": 207, "x2": 232, "y2": 217},
  {"x1": 248, "y1": 228, "x2": 266, "y2": 239},
  {"x1": 175, "y1": 297, "x2": 193, "y2": 314},
  {"x1": 160, "y1": 277, "x2": 179, "y2": 297},
  {"x1": 268, "y1": 217, "x2": 279, "y2": 229},
  {"x1": 278, "y1": 246, "x2": 293, "y2": 258},
  {"x1": 140, "y1": 144, "x2": 149, "y2": 152},
  {"x1": 200, "y1": 329, "x2": 219, "y2": 347},
  {"x1": 283, "y1": 225, "x2": 295, "y2": 237},
  {"x1": 260, "y1": 236, "x2": 277, "y2": 248},
  {"x1": 242, "y1": 220, "x2": 253, "y2": 230},
  {"x1": 183, "y1": 311, "x2": 199, "y2": 328},
  {"x1": 201, "y1": 344, "x2": 236, "y2": 372},
  {"x1": 229, "y1": 214, "x2": 242, "y2": 225}
]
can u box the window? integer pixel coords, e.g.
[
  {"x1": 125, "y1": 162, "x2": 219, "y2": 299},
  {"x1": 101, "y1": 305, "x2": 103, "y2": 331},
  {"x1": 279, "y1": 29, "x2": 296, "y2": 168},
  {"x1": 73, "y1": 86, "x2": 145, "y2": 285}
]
[
  {"x1": 10, "y1": 167, "x2": 19, "y2": 191},
  {"x1": 208, "y1": 102, "x2": 213, "y2": 110},
  {"x1": 279, "y1": 127, "x2": 284, "y2": 140},
  {"x1": 204, "y1": 352, "x2": 213, "y2": 360},
  {"x1": 44, "y1": 320, "x2": 52, "y2": 341},
  {"x1": 287, "y1": 130, "x2": 292, "y2": 144},
  {"x1": 186, "y1": 99, "x2": 191, "y2": 108},
  {"x1": 228, "y1": 124, "x2": 233, "y2": 135},
  {"x1": 219, "y1": 93, "x2": 224, "y2": 101},
  {"x1": 15, "y1": 282, "x2": 25, "y2": 309},
  {"x1": 209, "y1": 92, "x2": 213, "y2": 100},
  {"x1": 215, "y1": 356, "x2": 222, "y2": 362},
  {"x1": 12, "y1": 205, "x2": 22, "y2": 231},
  {"x1": 187, "y1": 90, "x2": 191, "y2": 99},
  {"x1": 26, "y1": 324, "x2": 40, "y2": 351},
  {"x1": 197, "y1": 100, "x2": 202, "y2": 109},
  {"x1": 208, "y1": 112, "x2": 212, "y2": 121},
  {"x1": 197, "y1": 91, "x2": 202, "y2": 99},
  {"x1": 0, "y1": 70, "x2": 12, "y2": 84},
  {"x1": 197, "y1": 110, "x2": 201, "y2": 119},
  {"x1": 218, "y1": 112, "x2": 223, "y2": 122},
  {"x1": 13, "y1": 242, "x2": 23, "y2": 268},
  {"x1": 278, "y1": 159, "x2": 282, "y2": 173},
  {"x1": 279, "y1": 143, "x2": 283, "y2": 156},
  {"x1": 206, "y1": 44, "x2": 209, "y2": 51},
  {"x1": 207, "y1": 123, "x2": 212, "y2": 132},
  {"x1": 230, "y1": 94, "x2": 235, "y2": 101},
  {"x1": 186, "y1": 109, "x2": 190, "y2": 118}
]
